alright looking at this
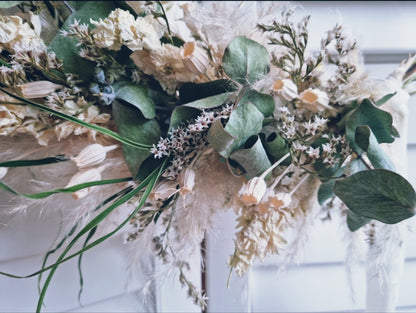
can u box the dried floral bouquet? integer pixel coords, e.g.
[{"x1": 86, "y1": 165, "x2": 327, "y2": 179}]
[{"x1": 0, "y1": 1, "x2": 416, "y2": 311}]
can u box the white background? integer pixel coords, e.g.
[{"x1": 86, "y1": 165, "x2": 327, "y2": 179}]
[{"x1": 2, "y1": 1, "x2": 416, "y2": 313}]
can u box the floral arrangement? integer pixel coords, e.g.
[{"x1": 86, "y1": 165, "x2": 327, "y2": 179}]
[{"x1": 1, "y1": 1, "x2": 416, "y2": 311}]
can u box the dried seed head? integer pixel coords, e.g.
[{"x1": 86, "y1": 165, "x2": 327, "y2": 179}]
[
  {"x1": 238, "y1": 177, "x2": 267, "y2": 206},
  {"x1": 66, "y1": 168, "x2": 102, "y2": 199},
  {"x1": 72, "y1": 144, "x2": 118, "y2": 169}
]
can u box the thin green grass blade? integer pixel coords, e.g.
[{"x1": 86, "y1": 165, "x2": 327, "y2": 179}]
[
  {"x1": 37, "y1": 186, "x2": 133, "y2": 297},
  {"x1": 36, "y1": 166, "x2": 162, "y2": 312},
  {"x1": 0, "y1": 177, "x2": 133, "y2": 199},
  {"x1": 0, "y1": 155, "x2": 70, "y2": 167},
  {"x1": 77, "y1": 226, "x2": 97, "y2": 304},
  {"x1": 0, "y1": 87, "x2": 151, "y2": 150}
]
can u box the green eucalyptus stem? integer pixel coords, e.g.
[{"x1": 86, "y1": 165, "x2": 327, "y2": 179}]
[{"x1": 0, "y1": 86, "x2": 151, "y2": 150}]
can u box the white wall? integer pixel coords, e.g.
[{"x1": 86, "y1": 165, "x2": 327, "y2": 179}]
[{"x1": 2, "y1": 2, "x2": 416, "y2": 313}]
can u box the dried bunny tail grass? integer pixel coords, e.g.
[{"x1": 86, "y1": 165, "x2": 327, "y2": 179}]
[
  {"x1": 170, "y1": 147, "x2": 244, "y2": 255},
  {"x1": 275, "y1": 175, "x2": 322, "y2": 273}
]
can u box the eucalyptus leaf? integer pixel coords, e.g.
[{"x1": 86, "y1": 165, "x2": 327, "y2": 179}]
[
  {"x1": 346, "y1": 99, "x2": 398, "y2": 154},
  {"x1": 112, "y1": 100, "x2": 161, "y2": 179},
  {"x1": 240, "y1": 89, "x2": 274, "y2": 117},
  {"x1": 222, "y1": 101, "x2": 264, "y2": 157},
  {"x1": 48, "y1": 1, "x2": 117, "y2": 81},
  {"x1": 262, "y1": 132, "x2": 290, "y2": 163},
  {"x1": 355, "y1": 125, "x2": 395, "y2": 170},
  {"x1": 222, "y1": 36, "x2": 270, "y2": 86},
  {"x1": 115, "y1": 83, "x2": 156, "y2": 119},
  {"x1": 317, "y1": 179, "x2": 336, "y2": 205},
  {"x1": 334, "y1": 169, "x2": 416, "y2": 224},
  {"x1": 206, "y1": 118, "x2": 235, "y2": 154},
  {"x1": 346, "y1": 210, "x2": 371, "y2": 232},
  {"x1": 375, "y1": 92, "x2": 397, "y2": 106},
  {"x1": 230, "y1": 135, "x2": 271, "y2": 178},
  {"x1": 0, "y1": 1, "x2": 21, "y2": 8},
  {"x1": 179, "y1": 79, "x2": 238, "y2": 104}
]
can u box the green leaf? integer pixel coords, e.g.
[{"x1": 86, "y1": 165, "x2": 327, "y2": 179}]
[
  {"x1": 240, "y1": 89, "x2": 274, "y2": 117},
  {"x1": 112, "y1": 100, "x2": 161, "y2": 179},
  {"x1": 206, "y1": 118, "x2": 235, "y2": 154},
  {"x1": 334, "y1": 169, "x2": 416, "y2": 224},
  {"x1": 375, "y1": 92, "x2": 397, "y2": 106},
  {"x1": 179, "y1": 79, "x2": 238, "y2": 104},
  {"x1": 346, "y1": 99, "x2": 398, "y2": 154},
  {"x1": 0, "y1": 1, "x2": 21, "y2": 8},
  {"x1": 355, "y1": 125, "x2": 395, "y2": 170},
  {"x1": 229, "y1": 135, "x2": 271, "y2": 178},
  {"x1": 318, "y1": 179, "x2": 336, "y2": 205},
  {"x1": 115, "y1": 83, "x2": 156, "y2": 119},
  {"x1": 0, "y1": 155, "x2": 69, "y2": 167},
  {"x1": 346, "y1": 210, "x2": 371, "y2": 232},
  {"x1": 222, "y1": 101, "x2": 264, "y2": 157},
  {"x1": 48, "y1": 1, "x2": 117, "y2": 81},
  {"x1": 262, "y1": 131, "x2": 290, "y2": 164},
  {"x1": 222, "y1": 36, "x2": 270, "y2": 86},
  {"x1": 170, "y1": 92, "x2": 233, "y2": 130}
]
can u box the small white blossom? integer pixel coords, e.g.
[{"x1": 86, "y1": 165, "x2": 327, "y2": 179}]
[
  {"x1": 299, "y1": 88, "x2": 332, "y2": 113},
  {"x1": 306, "y1": 147, "x2": 320, "y2": 159}
]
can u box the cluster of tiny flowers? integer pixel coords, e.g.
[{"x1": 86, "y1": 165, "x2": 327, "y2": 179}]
[
  {"x1": 275, "y1": 106, "x2": 328, "y2": 141},
  {"x1": 291, "y1": 133, "x2": 351, "y2": 168},
  {"x1": 151, "y1": 103, "x2": 233, "y2": 179}
]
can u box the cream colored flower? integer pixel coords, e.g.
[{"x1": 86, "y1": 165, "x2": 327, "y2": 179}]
[
  {"x1": 299, "y1": 88, "x2": 332, "y2": 113},
  {"x1": 0, "y1": 15, "x2": 46, "y2": 53},
  {"x1": 272, "y1": 79, "x2": 298, "y2": 101},
  {"x1": 268, "y1": 192, "x2": 292, "y2": 209},
  {"x1": 71, "y1": 144, "x2": 118, "y2": 169},
  {"x1": 238, "y1": 177, "x2": 267, "y2": 205},
  {"x1": 90, "y1": 9, "x2": 164, "y2": 51}
]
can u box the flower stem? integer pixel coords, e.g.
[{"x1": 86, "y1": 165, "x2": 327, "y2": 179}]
[{"x1": 260, "y1": 152, "x2": 291, "y2": 180}]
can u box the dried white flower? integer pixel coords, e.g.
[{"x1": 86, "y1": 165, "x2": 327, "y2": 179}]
[
  {"x1": 239, "y1": 177, "x2": 267, "y2": 205},
  {"x1": 272, "y1": 79, "x2": 298, "y2": 101},
  {"x1": 268, "y1": 192, "x2": 292, "y2": 209},
  {"x1": 71, "y1": 144, "x2": 118, "y2": 169},
  {"x1": 182, "y1": 42, "x2": 210, "y2": 75},
  {"x1": 299, "y1": 88, "x2": 332, "y2": 113}
]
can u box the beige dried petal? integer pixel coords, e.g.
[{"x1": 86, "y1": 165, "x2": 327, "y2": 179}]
[
  {"x1": 179, "y1": 167, "x2": 196, "y2": 195},
  {"x1": 18, "y1": 81, "x2": 64, "y2": 99},
  {"x1": 72, "y1": 144, "x2": 118, "y2": 169},
  {"x1": 66, "y1": 168, "x2": 102, "y2": 199}
]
